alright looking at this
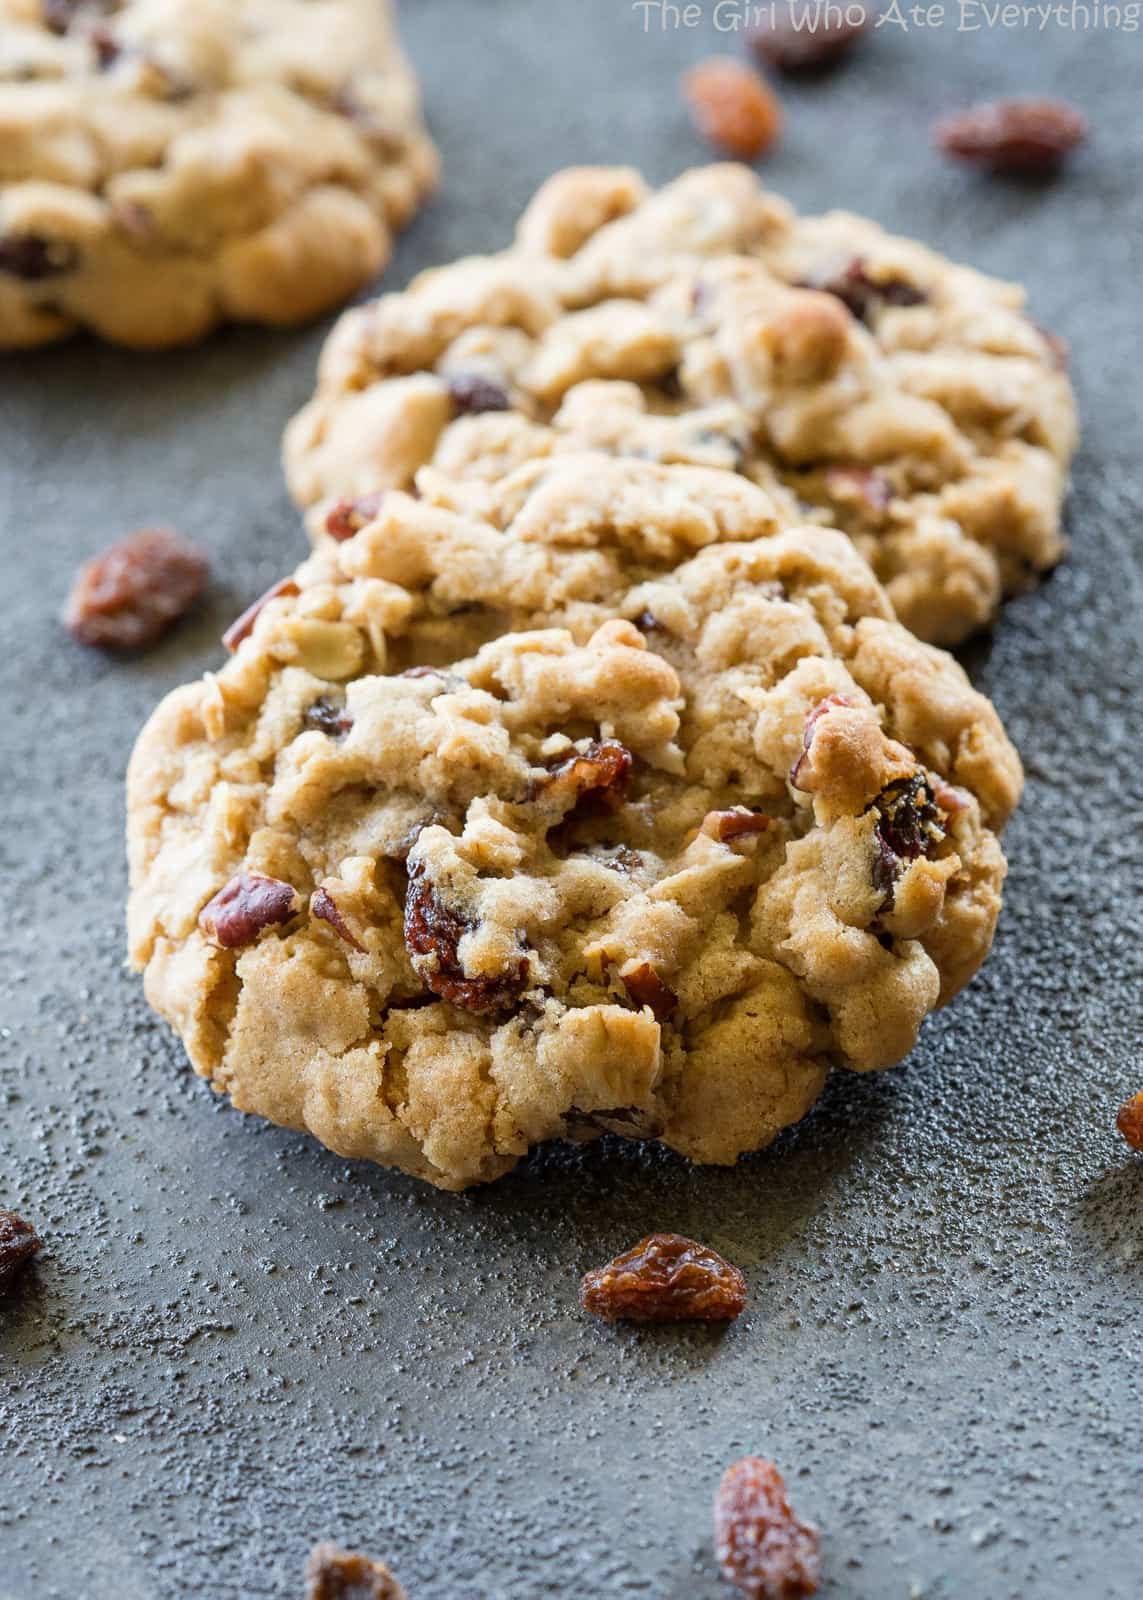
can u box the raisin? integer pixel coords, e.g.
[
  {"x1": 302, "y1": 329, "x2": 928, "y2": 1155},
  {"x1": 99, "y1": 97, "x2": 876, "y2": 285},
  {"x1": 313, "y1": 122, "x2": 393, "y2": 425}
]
[
  {"x1": 935, "y1": 98, "x2": 1088, "y2": 176},
  {"x1": 42, "y1": 0, "x2": 117, "y2": 35},
  {"x1": 682, "y1": 59, "x2": 783, "y2": 162},
  {"x1": 1117, "y1": 1092, "x2": 1143, "y2": 1153},
  {"x1": 580, "y1": 1234, "x2": 746, "y2": 1324},
  {"x1": 198, "y1": 872, "x2": 299, "y2": 949},
  {"x1": 221, "y1": 577, "x2": 299, "y2": 653},
  {"x1": 0, "y1": 1211, "x2": 42, "y2": 1291},
  {"x1": 748, "y1": 6, "x2": 869, "y2": 73},
  {"x1": 788, "y1": 694, "x2": 853, "y2": 790},
  {"x1": 620, "y1": 962, "x2": 678, "y2": 1021},
  {"x1": 446, "y1": 372, "x2": 511, "y2": 416},
  {"x1": 803, "y1": 257, "x2": 926, "y2": 324},
  {"x1": 89, "y1": 26, "x2": 120, "y2": 67},
  {"x1": 536, "y1": 740, "x2": 633, "y2": 820},
  {"x1": 324, "y1": 491, "x2": 385, "y2": 543},
  {"x1": 311, "y1": 887, "x2": 363, "y2": 952},
  {"x1": 61, "y1": 527, "x2": 209, "y2": 652},
  {"x1": 0, "y1": 232, "x2": 79, "y2": 280},
  {"x1": 823, "y1": 464, "x2": 893, "y2": 518},
  {"x1": 867, "y1": 773, "x2": 947, "y2": 910},
  {"x1": 303, "y1": 696, "x2": 353, "y2": 738},
  {"x1": 305, "y1": 1542, "x2": 406, "y2": 1600},
  {"x1": 703, "y1": 809, "x2": 771, "y2": 844},
  {"x1": 633, "y1": 609, "x2": 662, "y2": 634},
  {"x1": 714, "y1": 1457, "x2": 821, "y2": 1599},
  {"x1": 404, "y1": 860, "x2": 529, "y2": 1014}
]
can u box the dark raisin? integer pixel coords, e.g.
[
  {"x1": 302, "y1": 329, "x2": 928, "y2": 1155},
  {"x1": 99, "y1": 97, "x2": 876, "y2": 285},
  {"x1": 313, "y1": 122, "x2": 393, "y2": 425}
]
[
  {"x1": 0, "y1": 232, "x2": 79, "y2": 281},
  {"x1": 305, "y1": 1542, "x2": 406, "y2": 1600},
  {"x1": 311, "y1": 887, "x2": 363, "y2": 952},
  {"x1": 198, "y1": 872, "x2": 299, "y2": 949},
  {"x1": 324, "y1": 492, "x2": 385, "y2": 543},
  {"x1": 867, "y1": 774, "x2": 947, "y2": 910},
  {"x1": 536, "y1": 739, "x2": 633, "y2": 820},
  {"x1": 704, "y1": 809, "x2": 771, "y2": 844},
  {"x1": 657, "y1": 365, "x2": 684, "y2": 400},
  {"x1": 221, "y1": 577, "x2": 299, "y2": 653},
  {"x1": 446, "y1": 372, "x2": 511, "y2": 416},
  {"x1": 823, "y1": 464, "x2": 893, "y2": 517},
  {"x1": 748, "y1": 7, "x2": 869, "y2": 73},
  {"x1": 633, "y1": 609, "x2": 662, "y2": 634},
  {"x1": 579, "y1": 1233, "x2": 746, "y2": 1324},
  {"x1": 788, "y1": 694, "x2": 853, "y2": 790},
  {"x1": 303, "y1": 696, "x2": 353, "y2": 739},
  {"x1": 682, "y1": 58, "x2": 783, "y2": 162},
  {"x1": 620, "y1": 962, "x2": 678, "y2": 1021},
  {"x1": 804, "y1": 257, "x2": 926, "y2": 325},
  {"x1": 1117, "y1": 1092, "x2": 1143, "y2": 1153},
  {"x1": 61, "y1": 527, "x2": 209, "y2": 652},
  {"x1": 0, "y1": 1211, "x2": 42, "y2": 1291},
  {"x1": 89, "y1": 26, "x2": 120, "y2": 67},
  {"x1": 936, "y1": 98, "x2": 1089, "y2": 176},
  {"x1": 714, "y1": 1457, "x2": 821, "y2": 1598},
  {"x1": 403, "y1": 860, "x2": 528, "y2": 1014}
]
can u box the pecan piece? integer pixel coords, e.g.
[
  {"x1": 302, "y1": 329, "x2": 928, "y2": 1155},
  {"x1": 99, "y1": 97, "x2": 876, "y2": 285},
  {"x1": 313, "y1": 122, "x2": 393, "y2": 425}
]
[
  {"x1": 303, "y1": 696, "x2": 353, "y2": 739},
  {"x1": 61, "y1": 527, "x2": 209, "y2": 652},
  {"x1": 1117, "y1": 1092, "x2": 1143, "y2": 1153},
  {"x1": 221, "y1": 577, "x2": 299, "y2": 653},
  {"x1": 580, "y1": 1234, "x2": 746, "y2": 1324},
  {"x1": 324, "y1": 491, "x2": 385, "y2": 543},
  {"x1": 682, "y1": 59, "x2": 783, "y2": 161},
  {"x1": 446, "y1": 372, "x2": 511, "y2": 415},
  {"x1": 0, "y1": 233, "x2": 79, "y2": 280},
  {"x1": 311, "y1": 887, "x2": 364, "y2": 952},
  {"x1": 789, "y1": 694, "x2": 853, "y2": 790},
  {"x1": 198, "y1": 872, "x2": 299, "y2": 949},
  {"x1": 749, "y1": 7, "x2": 869, "y2": 73},
  {"x1": 714, "y1": 1457, "x2": 821, "y2": 1598},
  {"x1": 536, "y1": 739, "x2": 633, "y2": 820},
  {"x1": 305, "y1": 1542, "x2": 406, "y2": 1600},
  {"x1": 703, "y1": 809, "x2": 771, "y2": 844},
  {"x1": 803, "y1": 257, "x2": 926, "y2": 324},
  {"x1": 868, "y1": 773, "x2": 947, "y2": 909},
  {"x1": 619, "y1": 961, "x2": 678, "y2": 1021},
  {"x1": 936, "y1": 98, "x2": 1089, "y2": 176},
  {"x1": 403, "y1": 860, "x2": 528, "y2": 1014},
  {"x1": 0, "y1": 1210, "x2": 42, "y2": 1292}
]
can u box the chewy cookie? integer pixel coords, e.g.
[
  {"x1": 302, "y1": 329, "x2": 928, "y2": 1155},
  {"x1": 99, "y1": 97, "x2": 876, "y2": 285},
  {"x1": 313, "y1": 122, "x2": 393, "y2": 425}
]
[
  {"x1": 0, "y1": 0, "x2": 436, "y2": 347},
  {"x1": 284, "y1": 164, "x2": 1077, "y2": 645},
  {"x1": 128, "y1": 458, "x2": 1022, "y2": 1189}
]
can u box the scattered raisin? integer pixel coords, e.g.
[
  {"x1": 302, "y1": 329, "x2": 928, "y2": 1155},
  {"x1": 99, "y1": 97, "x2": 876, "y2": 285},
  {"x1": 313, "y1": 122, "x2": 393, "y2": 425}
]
[
  {"x1": 704, "y1": 809, "x2": 772, "y2": 844},
  {"x1": 748, "y1": 6, "x2": 869, "y2": 73},
  {"x1": 823, "y1": 464, "x2": 893, "y2": 517},
  {"x1": 620, "y1": 962, "x2": 678, "y2": 1021},
  {"x1": 714, "y1": 1457, "x2": 821, "y2": 1599},
  {"x1": 935, "y1": 98, "x2": 1088, "y2": 176},
  {"x1": 303, "y1": 696, "x2": 353, "y2": 738},
  {"x1": 580, "y1": 1233, "x2": 746, "y2": 1324},
  {"x1": 803, "y1": 257, "x2": 926, "y2": 324},
  {"x1": 221, "y1": 577, "x2": 299, "y2": 653},
  {"x1": 536, "y1": 739, "x2": 633, "y2": 820},
  {"x1": 198, "y1": 872, "x2": 299, "y2": 949},
  {"x1": 311, "y1": 887, "x2": 364, "y2": 952},
  {"x1": 305, "y1": 1543, "x2": 406, "y2": 1600},
  {"x1": 788, "y1": 694, "x2": 853, "y2": 790},
  {"x1": 324, "y1": 492, "x2": 385, "y2": 542},
  {"x1": 867, "y1": 773, "x2": 947, "y2": 909},
  {"x1": 0, "y1": 1211, "x2": 42, "y2": 1291},
  {"x1": 0, "y1": 232, "x2": 79, "y2": 280},
  {"x1": 682, "y1": 58, "x2": 783, "y2": 162},
  {"x1": 61, "y1": 527, "x2": 209, "y2": 652},
  {"x1": 1117, "y1": 1092, "x2": 1143, "y2": 1153},
  {"x1": 447, "y1": 372, "x2": 511, "y2": 415},
  {"x1": 404, "y1": 860, "x2": 529, "y2": 1014}
]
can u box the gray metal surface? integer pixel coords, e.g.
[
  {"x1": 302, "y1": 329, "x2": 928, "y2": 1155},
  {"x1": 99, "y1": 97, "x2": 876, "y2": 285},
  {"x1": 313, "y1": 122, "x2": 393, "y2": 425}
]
[{"x1": 1, "y1": 3, "x2": 1141, "y2": 1596}]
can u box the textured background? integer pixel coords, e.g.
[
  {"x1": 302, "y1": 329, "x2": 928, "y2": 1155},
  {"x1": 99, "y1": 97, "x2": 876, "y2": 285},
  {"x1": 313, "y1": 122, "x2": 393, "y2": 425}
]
[{"x1": 2, "y1": 2, "x2": 1141, "y2": 1596}]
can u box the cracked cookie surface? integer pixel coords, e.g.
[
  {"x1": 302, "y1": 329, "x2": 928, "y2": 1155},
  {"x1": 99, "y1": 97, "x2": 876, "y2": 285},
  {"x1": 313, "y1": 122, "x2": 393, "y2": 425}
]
[
  {"x1": 0, "y1": 0, "x2": 436, "y2": 347},
  {"x1": 285, "y1": 163, "x2": 1076, "y2": 645},
  {"x1": 128, "y1": 459, "x2": 1021, "y2": 1188}
]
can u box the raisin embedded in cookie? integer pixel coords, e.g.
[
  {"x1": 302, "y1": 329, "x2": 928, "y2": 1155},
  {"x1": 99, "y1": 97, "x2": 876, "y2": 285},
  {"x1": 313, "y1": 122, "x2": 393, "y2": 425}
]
[
  {"x1": 284, "y1": 163, "x2": 1076, "y2": 646},
  {"x1": 127, "y1": 459, "x2": 1021, "y2": 1190},
  {"x1": 0, "y1": 0, "x2": 437, "y2": 348}
]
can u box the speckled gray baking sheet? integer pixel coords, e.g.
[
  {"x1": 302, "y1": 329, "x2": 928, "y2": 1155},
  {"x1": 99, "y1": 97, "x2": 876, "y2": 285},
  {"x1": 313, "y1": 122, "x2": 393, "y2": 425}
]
[{"x1": 1, "y1": 4, "x2": 1141, "y2": 1597}]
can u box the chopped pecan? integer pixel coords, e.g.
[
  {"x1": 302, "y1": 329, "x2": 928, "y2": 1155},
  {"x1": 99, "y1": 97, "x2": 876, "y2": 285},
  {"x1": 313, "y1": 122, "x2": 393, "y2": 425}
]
[
  {"x1": 305, "y1": 1542, "x2": 406, "y2": 1600},
  {"x1": 311, "y1": 888, "x2": 364, "y2": 952},
  {"x1": 580, "y1": 1234, "x2": 746, "y2": 1324},
  {"x1": 198, "y1": 872, "x2": 299, "y2": 949},
  {"x1": 1117, "y1": 1092, "x2": 1143, "y2": 1153},
  {"x1": 303, "y1": 696, "x2": 353, "y2": 739},
  {"x1": 682, "y1": 58, "x2": 783, "y2": 161},
  {"x1": 868, "y1": 773, "x2": 947, "y2": 909},
  {"x1": 404, "y1": 860, "x2": 528, "y2": 1014},
  {"x1": 61, "y1": 527, "x2": 209, "y2": 652},
  {"x1": 446, "y1": 372, "x2": 511, "y2": 415},
  {"x1": 324, "y1": 492, "x2": 385, "y2": 542},
  {"x1": 803, "y1": 257, "x2": 926, "y2": 324},
  {"x1": 620, "y1": 962, "x2": 678, "y2": 1021},
  {"x1": 703, "y1": 809, "x2": 771, "y2": 844},
  {"x1": 536, "y1": 740, "x2": 633, "y2": 820},
  {"x1": 789, "y1": 694, "x2": 853, "y2": 790},
  {"x1": 749, "y1": 6, "x2": 870, "y2": 73},
  {"x1": 936, "y1": 98, "x2": 1089, "y2": 175},
  {"x1": 221, "y1": 577, "x2": 299, "y2": 653},
  {"x1": 714, "y1": 1457, "x2": 821, "y2": 1598},
  {"x1": 0, "y1": 1211, "x2": 42, "y2": 1291}
]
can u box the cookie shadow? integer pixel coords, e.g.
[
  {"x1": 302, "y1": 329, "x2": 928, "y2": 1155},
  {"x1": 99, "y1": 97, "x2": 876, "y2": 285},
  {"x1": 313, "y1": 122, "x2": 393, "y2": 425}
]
[{"x1": 1072, "y1": 1159, "x2": 1143, "y2": 1268}]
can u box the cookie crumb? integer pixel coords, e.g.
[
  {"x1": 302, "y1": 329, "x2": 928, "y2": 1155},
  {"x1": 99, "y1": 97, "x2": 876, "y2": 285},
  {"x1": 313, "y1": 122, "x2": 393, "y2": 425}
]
[
  {"x1": 935, "y1": 98, "x2": 1089, "y2": 175},
  {"x1": 714, "y1": 1457, "x2": 821, "y2": 1598},
  {"x1": 62, "y1": 527, "x2": 209, "y2": 652},
  {"x1": 682, "y1": 59, "x2": 782, "y2": 161},
  {"x1": 305, "y1": 1542, "x2": 406, "y2": 1600},
  {"x1": 0, "y1": 1210, "x2": 42, "y2": 1291},
  {"x1": 580, "y1": 1233, "x2": 746, "y2": 1324},
  {"x1": 1117, "y1": 1092, "x2": 1143, "y2": 1153}
]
